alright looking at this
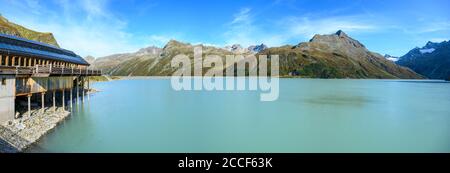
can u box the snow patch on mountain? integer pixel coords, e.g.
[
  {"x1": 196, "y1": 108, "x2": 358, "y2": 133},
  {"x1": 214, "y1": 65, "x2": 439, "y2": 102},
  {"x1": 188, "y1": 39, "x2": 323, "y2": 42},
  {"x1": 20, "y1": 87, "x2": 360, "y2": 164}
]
[
  {"x1": 384, "y1": 54, "x2": 399, "y2": 61},
  {"x1": 419, "y1": 48, "x2": 435, "y2": 54}
]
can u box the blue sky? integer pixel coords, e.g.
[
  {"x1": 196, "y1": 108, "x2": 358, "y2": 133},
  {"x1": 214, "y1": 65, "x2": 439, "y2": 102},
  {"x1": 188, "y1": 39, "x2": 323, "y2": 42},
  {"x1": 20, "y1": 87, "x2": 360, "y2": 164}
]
[{"x1": 0, "y1": 0, "x2": 449, "y2": 57}]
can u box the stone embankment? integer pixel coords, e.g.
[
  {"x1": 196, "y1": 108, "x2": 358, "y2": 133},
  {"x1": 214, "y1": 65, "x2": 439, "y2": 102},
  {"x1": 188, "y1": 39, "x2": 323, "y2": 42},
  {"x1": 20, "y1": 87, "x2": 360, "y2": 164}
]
[{"x1": 0, "y1": 108, "x2": 70, "y2": 153}]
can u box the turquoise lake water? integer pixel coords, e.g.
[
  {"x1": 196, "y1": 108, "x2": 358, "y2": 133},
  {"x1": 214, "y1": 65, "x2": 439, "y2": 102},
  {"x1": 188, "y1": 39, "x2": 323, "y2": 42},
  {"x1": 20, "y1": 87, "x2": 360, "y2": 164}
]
[{"x1": 30, "y1": 79, "x2": 450, "y2": 153}]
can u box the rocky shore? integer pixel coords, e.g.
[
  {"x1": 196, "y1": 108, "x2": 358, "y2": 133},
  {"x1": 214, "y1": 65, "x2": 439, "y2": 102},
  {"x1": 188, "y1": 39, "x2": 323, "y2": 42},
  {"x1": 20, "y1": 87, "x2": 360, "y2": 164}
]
[{"x1": 0, "y1": 108, "x2": 70, "y2": 153}]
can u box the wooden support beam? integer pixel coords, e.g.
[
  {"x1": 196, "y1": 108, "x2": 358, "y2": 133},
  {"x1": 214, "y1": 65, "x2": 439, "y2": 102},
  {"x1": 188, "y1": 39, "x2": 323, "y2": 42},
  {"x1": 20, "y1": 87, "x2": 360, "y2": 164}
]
[
  {"x1": 34, "y1": 58, "x2": 37, "y2": 67},
  {"x1": 18, "y1": 57, "x2": 22, "y2": 67},
  {"x1": 0, "y1": 54, "x2": 2, "y2": 65},
  {"x1": 5, "y1": 55, "x2": 9, "y2": 66}
]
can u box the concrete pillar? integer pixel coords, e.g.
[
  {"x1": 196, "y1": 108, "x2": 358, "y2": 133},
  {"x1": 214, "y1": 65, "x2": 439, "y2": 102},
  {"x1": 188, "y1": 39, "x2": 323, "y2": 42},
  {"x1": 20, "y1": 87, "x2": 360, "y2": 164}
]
[
  {"x1": 81, "y1": 77, "x2": 85, "y2": 103},
  {"x1": 76, "y1": 77, "x2": 79, "y2": 104},
  {"x1": 70, "y1": 88, "x2": 73, "y2": 109},
  {"x1": 53, "y1": 90, "x2": 56, "y2": 111},
  {"x1": 11, "y1": 56, "x2": 15, "y2": 66},
  {"x1": 41, "y1": 92, "x2": 45, "y2": 113},
  {"x1": 62, "y1": 89, "x2": 65, "y2": 110},
  {"x1": 27, "y1": 94, "x2": 31, "y2": 117},
  {"x1": 5, "y1": 55, "x2": 9, "y2": 66},
  {"x1": 87, "y1": 77, "x2": 90, "y2": 101}
]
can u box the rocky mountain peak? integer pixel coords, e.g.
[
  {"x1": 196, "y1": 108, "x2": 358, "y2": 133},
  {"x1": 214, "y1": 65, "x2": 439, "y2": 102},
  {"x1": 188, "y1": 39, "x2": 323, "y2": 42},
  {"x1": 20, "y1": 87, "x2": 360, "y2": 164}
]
[
  {"x1": 224, "y1": 44, "x2": 247, "y2": 53},
  {"x1": 248, "y1": 43, "x2": 268, "y2": 53},
  {"x1": 397, "y1": 39, "x2": 450, "y2": 79},
  {"x1": 230, "y1": 44, "x2": 243, "y2": 50},
  {"x1": 303, "y1": 30, "x2": 366, "y2": 52},
  {"x1": 164, "y1": 39, "x2": 190, "y2": 49},
  {"x1": 136, "y1": 46, "x2": 162, "y2": 56},
  {"x1": 335, "y1": 30, "x2": 348, "y2": 38}
]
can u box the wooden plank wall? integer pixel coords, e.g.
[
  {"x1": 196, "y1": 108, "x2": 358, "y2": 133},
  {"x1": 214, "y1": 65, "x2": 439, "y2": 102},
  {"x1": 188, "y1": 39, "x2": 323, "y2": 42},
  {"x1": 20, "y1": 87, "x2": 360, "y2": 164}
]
[{"x1": 15, "y1": 77, "x2": 75, "y2": 95}]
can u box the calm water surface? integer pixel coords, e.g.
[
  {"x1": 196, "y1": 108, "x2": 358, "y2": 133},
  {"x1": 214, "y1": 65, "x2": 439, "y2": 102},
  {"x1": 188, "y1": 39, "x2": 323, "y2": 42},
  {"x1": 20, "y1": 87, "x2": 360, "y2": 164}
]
[{"x1": 31, "y1": 79, "x2": 450, "y2": 152}]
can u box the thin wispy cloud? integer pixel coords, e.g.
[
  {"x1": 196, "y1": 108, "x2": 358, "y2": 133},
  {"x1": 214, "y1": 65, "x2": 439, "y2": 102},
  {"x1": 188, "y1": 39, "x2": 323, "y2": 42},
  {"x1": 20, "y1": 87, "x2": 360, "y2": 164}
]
[
  {"x1": 223, "y1": 8, "x2": 378, "y2": 47},
  {"x1": 230, "y1": 8, "x2": 251, "y2": 25},
  {"x1": 414, "y1": 22, "x2": 450, "y2": 34},
  {"x1": 224, "y1": 8, "x2": 259, "y2": 47}
]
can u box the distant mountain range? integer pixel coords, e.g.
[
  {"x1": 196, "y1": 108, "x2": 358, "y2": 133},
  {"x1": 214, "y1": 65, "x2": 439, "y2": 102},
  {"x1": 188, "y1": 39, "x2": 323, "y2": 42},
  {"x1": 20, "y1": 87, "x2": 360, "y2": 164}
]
[
  {"x1": 0, "y1": 15, "x2": 59, "y2": 47},
  {"x1": 397, "y1": 41, "x2": 450, "y2": 80},
  {"x1": 91, "y1": 30, "x2": 421, "y2": 79},
  {"x1": 1, "y1": 15, "x2": 447, "y2": 79},
  {"x1": 224, "y1": 44, "x2": 268, "y2": 54},
  {"x1": 256, "y1": 30, "x2": 420, "y2": 78}
]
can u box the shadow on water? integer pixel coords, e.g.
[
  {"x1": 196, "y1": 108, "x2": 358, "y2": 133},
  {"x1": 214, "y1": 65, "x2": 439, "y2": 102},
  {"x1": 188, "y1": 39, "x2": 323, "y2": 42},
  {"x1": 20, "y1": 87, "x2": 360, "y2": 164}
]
[
  {"x1": 304, "y1": 95, "x2": 375, "y2": 107},
  {"x1": 23, "y1": 142, "x2": 49, "y2": 153}
]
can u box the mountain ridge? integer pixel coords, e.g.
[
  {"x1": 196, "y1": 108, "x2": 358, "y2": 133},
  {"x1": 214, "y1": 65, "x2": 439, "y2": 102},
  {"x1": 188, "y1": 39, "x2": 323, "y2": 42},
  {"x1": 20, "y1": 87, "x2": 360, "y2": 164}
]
[
  {"x1": 0, "y1": 15, "x2": 59, "y2": 47},
  {"x1": 92, "y1": 30, "x2": 422, "y2": 79},
  {"x1": 397, "y1": 40, "x2": 450, "y2": 79},
  {"x1": 257, "y1": 30, "x2": 421, "y2": 79}
]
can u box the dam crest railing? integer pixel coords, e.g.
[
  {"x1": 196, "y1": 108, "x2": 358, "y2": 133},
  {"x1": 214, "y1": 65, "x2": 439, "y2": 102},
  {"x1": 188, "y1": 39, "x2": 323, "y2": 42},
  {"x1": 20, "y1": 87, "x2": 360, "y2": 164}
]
[{"x1": 0, "y1": 65, "x2": 102, "y2": 76}]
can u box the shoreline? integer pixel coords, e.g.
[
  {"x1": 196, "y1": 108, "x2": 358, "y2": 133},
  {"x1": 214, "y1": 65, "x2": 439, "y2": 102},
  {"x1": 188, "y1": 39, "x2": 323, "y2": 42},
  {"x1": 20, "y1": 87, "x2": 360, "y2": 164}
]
[
  {"x1": 0, "y1": 107, "x2": 71, "y2": 153},
  {"x1": 0, "y1": 87, "x2": 100, "y2": 153},
  {"x1": 106, "y1": 76, "x2": 448, "y2": 82}
]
